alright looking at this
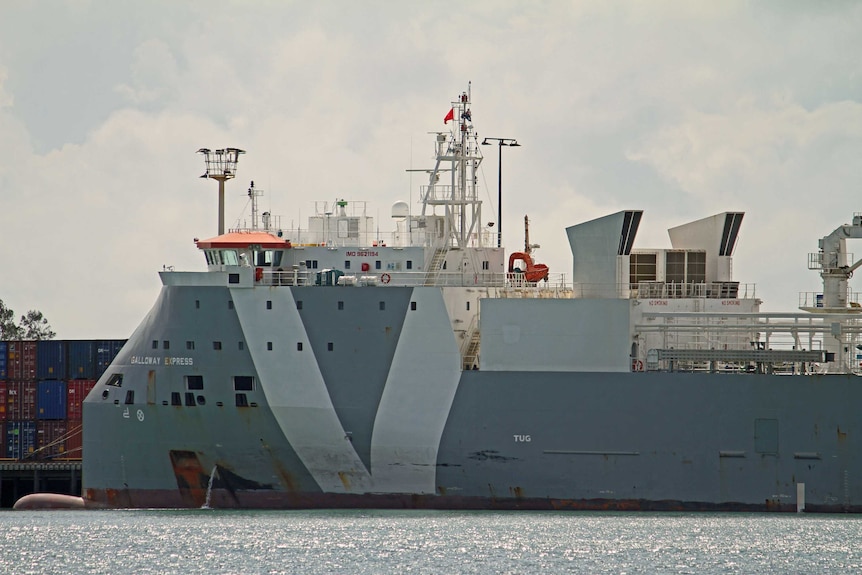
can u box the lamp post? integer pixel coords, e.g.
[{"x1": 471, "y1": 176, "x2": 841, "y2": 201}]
[
  {"x1": 198, "y1": 147, "x2": 245, "y2": 235},
  {"x1": 481, "y1": 138, "x2": 520, "y2": 248}
]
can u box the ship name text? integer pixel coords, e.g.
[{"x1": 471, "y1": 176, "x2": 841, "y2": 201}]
[
  {"x1": 514, "y1": 435, "x2": 531, "y2": 442},
  {"x1": 131, "y1": 356, "x2": 194, "y2": 366}
]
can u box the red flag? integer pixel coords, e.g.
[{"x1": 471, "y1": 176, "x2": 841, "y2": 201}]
[{"x1": 444, "y1": 108, "x2": 454, "y2": 124}]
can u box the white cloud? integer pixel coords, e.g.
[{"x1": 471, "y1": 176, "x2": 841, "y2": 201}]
[{"x1": 0, "y1": 2, "x2": 861, "y2": 337}]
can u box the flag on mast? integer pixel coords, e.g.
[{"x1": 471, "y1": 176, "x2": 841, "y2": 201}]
[{"x1": 444, "y1": 108, "x2": 454, "y2": 124}]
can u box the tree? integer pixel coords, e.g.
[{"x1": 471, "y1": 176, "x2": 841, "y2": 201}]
[
  {"x1": 19, "y1": 310, "x2": 56, "y2": 340},
  {"x1": 0, "y1": 299, "x2": 55, "y2": 340}
]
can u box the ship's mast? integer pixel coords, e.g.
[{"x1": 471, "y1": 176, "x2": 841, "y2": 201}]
[{"x1": 420, "y1": 83, "x2": 484, "y2": 248}]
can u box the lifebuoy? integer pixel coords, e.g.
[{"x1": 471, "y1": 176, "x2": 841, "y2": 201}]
[
  {"x1": 632, "y1": 359, "x2": 644, "y2": 372},
  {"x1": 380, "y1": 273, "x2": 391, "y2": 284}
]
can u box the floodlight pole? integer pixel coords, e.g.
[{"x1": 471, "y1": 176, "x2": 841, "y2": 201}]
[
  {"x1": 197, "y1": 147, "x2": 246, "y2": 235},
  {"x1": 481, "y1": 138, "x2": 520, "y2": 248}
]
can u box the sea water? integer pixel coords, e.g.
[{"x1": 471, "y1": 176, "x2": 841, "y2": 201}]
[{"x1": 1, "y1": 510, "x2": 860, "y2": 574}]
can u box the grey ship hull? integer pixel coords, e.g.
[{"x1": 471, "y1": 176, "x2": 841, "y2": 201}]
[{"x1": 83, "y1": 283, "x2": 862, "y2": 511}]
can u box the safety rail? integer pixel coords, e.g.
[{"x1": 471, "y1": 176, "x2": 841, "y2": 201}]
[{"x1": 799, "y1": 291, "x2": 862, "y2": 309}]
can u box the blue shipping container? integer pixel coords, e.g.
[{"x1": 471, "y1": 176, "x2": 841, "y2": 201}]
[
  {"x1": 0, "y1": 341, "x2": 6, "y2": 379},
  {"x1": 37, "y1": 340, "x2": 66, "y2": 380},
  {"x1": 96, "y1": 340, "x2": 126, "y2": 379},
  {"x1": 37, "y1": 380, "x2": 67, "y2": 420},
  {"x1": 68, "y1": 340, "x2": 96, "y2": 379},
  {"x1": 6, "y1": 420, "x2": 36, "y2": 459}
]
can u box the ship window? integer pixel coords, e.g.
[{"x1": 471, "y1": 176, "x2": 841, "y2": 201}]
[
  {"x1": 267, "y1": 342, "x2": 273, "y2": 351},
  {"x1": 266, "y1": 300, "x2": 272, "y2": 310},
  {"x1": 213, "y1": 341, "x2": 222, "y2": 351},
  {"x1": 185, "y1": 392, "x2": 196, "y2": 407},
  {"x1": 273, "y1": 251, "x2": 283, "y2": 267},
  {"x1": 205, "y1": 251, "x2": 213, "y2": 265},
  {"x1": 124, "y1": 390, "x2": 134, "y2": 405},
  {"x1": 328, "y1": 342, "x2": 334, "y2": 351},
  {"x1": 379, "y1": 301, "x2": 385, "y2": 311},
  {"x1": 236, "y1": 393, "x2": 249, "y2": 407},
  {"x1": 411, "y1": 302, "x2": 417, "y2": 311},
  {"x1": 338, "y1": 301, "x2": 344, "y2": 310},
  {"x1": 197, "y1": 395, "x2": 206, "y2": 406},
  {"x1": 195, "y1": 300, "x2": 200, "y2": 309},
  {"x1": 466, "y1": 302, "x2": 470, "y2": 311},
  {"x1": 106, "y1": 373, "x2": 123, "y2": 387},
  {"x1": 406, "y1": 260, "x2": 413, "y2": 270},
  {"x1": 152, "y1": 340, "x2": 158, "y2": 349},
  {"x1": 238, "y1": 341, "x2": 244, "y2": 351},
  {"x1": 163, "y1": 340, "x2": 170, "y2": 350},
  {"x1": 305, "y1": 260, "x2": 319, "y2": 269},
  {"x1": 482, "y1": 261, "x2": 489, "y2": 270},
  {"x1": 228, "y1": 301, "x2": 234, "y2": 310},
  {"x1": 171, "y1": 392, "x2": 181, "y2": 406},
  {"x1": 222, "y1": 250, "x2": 239, "y2": 266},
  {"x1": 234, "y1": 376, "x2": 255, "y2": 391},
  {"x1": 296, "y1": 300, "x2": 303, "y2": 310},
  {"x1": 344, "y1": 260, "x2": 351, "y2": 269},
  {"x1": 297, "y1": 342, "x2": 303, "y2": 351},
  {"x1": 185, "y1": 375, "x2": 204, "y2": 390},
  {"x1": 186, "y1": 341, "x2": 195, "y2": 350},
  {"x1": 375, "y1": 260, "x2": 381, "y2": 270},
  {"x1": 228, "y1": 273, "x2": 240, "y2": 284}
]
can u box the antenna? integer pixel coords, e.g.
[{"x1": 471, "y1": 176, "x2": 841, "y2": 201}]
[
  {"x1": 198, "y1": 147, "x2": 245, "y2": 235},
  {"x1": 247, "y1": 180, "x2": 264, "y2": 230}
]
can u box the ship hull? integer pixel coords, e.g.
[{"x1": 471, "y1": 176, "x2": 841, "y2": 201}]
[{"x1": 82, "y1": 284, "x2": 862, "y2": 512}]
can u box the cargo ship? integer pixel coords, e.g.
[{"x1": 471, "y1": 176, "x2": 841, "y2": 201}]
[{"x1": 72, "y1": 86, "x2": 862, "y2": 512}]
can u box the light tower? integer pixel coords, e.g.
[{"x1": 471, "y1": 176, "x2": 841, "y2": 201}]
[
  {"x1": 198, "y1": 147, "x2": 245, "y2": 235},
  {"x1": 481, "y1": 137, "x2": 520, "y2": 248}
]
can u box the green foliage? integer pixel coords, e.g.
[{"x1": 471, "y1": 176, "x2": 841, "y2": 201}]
[{"x1": 0, "y1": 299, "x2": 55, "y2": 340}]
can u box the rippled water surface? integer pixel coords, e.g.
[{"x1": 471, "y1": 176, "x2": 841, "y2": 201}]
[{"x1": 2, "y1": 510, "x2": 861, "y2": 574}]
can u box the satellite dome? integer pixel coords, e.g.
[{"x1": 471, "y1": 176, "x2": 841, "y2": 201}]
[{"x1": 391, "y1": 201, "x2": 409, "y2": 219}]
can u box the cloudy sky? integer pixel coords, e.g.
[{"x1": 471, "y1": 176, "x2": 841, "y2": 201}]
[{"x1": 1, "y1": 1, "x2": 861, "y2": 338}]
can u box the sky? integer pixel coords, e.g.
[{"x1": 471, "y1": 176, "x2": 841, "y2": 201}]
[{"x1": 1, "y1": 1, "x2": 861, "y2": 339}]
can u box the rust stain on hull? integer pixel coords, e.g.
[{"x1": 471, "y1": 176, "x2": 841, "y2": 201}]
[{"x1": 82, "y1": 489, "x2": 858, "y2": 513}]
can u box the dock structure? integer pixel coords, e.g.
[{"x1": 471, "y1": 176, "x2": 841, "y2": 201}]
[{"x1": 0, "y1": 461, "x2": 82, "y2": 508}]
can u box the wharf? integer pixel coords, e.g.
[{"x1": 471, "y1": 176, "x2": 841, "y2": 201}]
[{"x1": 0, "y1": 460, "x2": 81, "y2": 508}]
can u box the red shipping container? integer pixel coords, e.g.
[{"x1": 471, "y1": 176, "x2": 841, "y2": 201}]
[
  {"x1": 0, "y1": 381, "x2": 6, "y2": 421},
  {"x1": 7, "y1": 341, "x2": 37, "y2": 381},
  {"x1": 64, "y1": 419, "x2": 83, "y2": 459},
  {"x1": 67, "y1": 379, "x2": 97, "y2": 420},
  {"x1": 6, "y1": 381, "x2": 37, "y2": 420},
  {"x1": 36, "y1": 420, "x2": 68, "y2": 459}
]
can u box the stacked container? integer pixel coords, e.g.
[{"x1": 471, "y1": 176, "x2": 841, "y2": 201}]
[{"x1": 1, "y1": 338, "x2": 125, "y2": 460}]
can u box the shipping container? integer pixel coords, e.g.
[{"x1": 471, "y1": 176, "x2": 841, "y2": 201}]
[
  {"x1": 0, "y1": 381, "x2": 6, "y2": 421},
  {"x1": 96, "y1": 339, "x2": 127, "y2": 379},
  {"x1": 68, "y1": 340, "x2": 96, "y2": 380},
  {"x1": 7, "y1": 341, "x2": 37, "y2": 381},
  {"x1": 67, "y1": 379, "x2": 96, "y2": 420},
  {"x1": 0, "y1": 342, "x2": 6, "y2": 379},
  {"x1": 64, "y1": 419, "x2": 83, "y2": 459},
  {"x1": 6, "y1": 381, "x2": 37, "y2": 420},
  {"x1": 37, "y1": 380, "x2": 67, "y2": 420},
  {"x1": 6, "y1": 420, "x2": 36, "y2": 459},
  {"x1": 36, "y1": 420, "x2": 68, "y2": 459},
  {"x1": 37, "y1": 340, "x2": 66, "y2": 380}
]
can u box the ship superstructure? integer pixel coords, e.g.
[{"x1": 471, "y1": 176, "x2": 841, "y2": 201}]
[{"x1": 79, "y1": 87, "x2": 862, "y2": 512}]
